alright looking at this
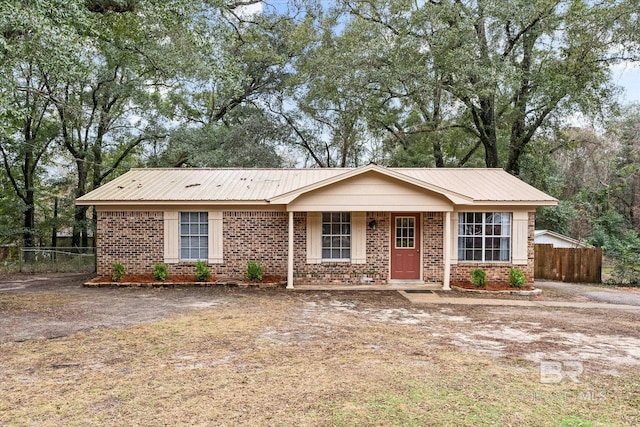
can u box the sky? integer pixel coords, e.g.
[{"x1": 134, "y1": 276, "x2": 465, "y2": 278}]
[{"x1": 612, "y1": 64, "x2": 640, "y2": 104}]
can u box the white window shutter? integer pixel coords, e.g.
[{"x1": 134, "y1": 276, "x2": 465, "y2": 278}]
[
  {"x1": 306, "y1": 212, "x2": 322, "y2": 264},
  {"x1": 208, "y1": 211, "x2": 223, "y2": 264},
  {"x1": 351, "y1": 212, "x2": 366, "y2": 264},
  {"x1": 164, "y1": 211, "x2": 179, "y2": 264},
  {"x1": 512, "y1": 211, "x2": 529, "y2": 265}
]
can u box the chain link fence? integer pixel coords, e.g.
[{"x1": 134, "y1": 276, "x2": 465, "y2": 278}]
[{"x1": 14, "y1": 247, "x2": 96, "y2": 273}]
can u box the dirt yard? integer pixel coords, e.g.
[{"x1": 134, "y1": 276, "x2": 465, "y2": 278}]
[{"x1": 1, "y1": 274, "x2": 639, "y2": 426}]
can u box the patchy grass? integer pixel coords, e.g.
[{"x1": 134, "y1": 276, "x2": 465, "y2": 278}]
[
  {"x1": 0, "y1": 293, "x2": 69, "y2": 312},
  {"x1": 0, "y1": 290, "x2": 639, "y2": 426}
]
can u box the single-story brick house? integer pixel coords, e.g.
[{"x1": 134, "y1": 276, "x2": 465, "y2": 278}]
[{"x1": 76, "y1": 164, "x2": 557, "y2": 289}]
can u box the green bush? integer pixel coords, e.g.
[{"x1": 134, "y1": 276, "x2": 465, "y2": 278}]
[
  {"x1": 246, "y1": 259, "x2": 263, "y2": 282},
  {"x1": 153, "y1": 263, "x2": 168, "y2": 281},
  {"x1": 508, "y1": 268, "x2": 526, "y2": 288},
  {"x1": 470, "y1": 269, "x2": 486, "y2": 287},
  {"x1": 112, "y1": 262, "x2": 126, "y2": 282},
  {"x1": 610, "y1": 243, "x2": 640, "y2": 285},
  {"x1": 194, "y1": 260, "x2": 210, "y2": 282}
]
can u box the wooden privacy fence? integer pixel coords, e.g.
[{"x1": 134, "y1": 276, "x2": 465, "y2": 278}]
[{"x1": 534, "y1": 244, "x2": 602, "y2": 283}]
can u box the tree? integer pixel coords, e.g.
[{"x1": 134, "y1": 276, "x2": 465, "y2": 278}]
[
  {"x1": 272, "y1": 10, "x2": 372, "y2": 167},
  {"x1": 47, "y1": 44, "x2": 164, "y2": 247},
  {"x1": 341, "y1": 0, "x2": 639, "y2": 173},
  {"x1": 44, "y1": 1, "x2": 223, "y2": 246},
  {"x1": 523, "y1": 106, "x2": 640, "y2": 261},
  {"x1": 149, "y1": 107, "x2": 286, "y2": 168},
  {"x1": 0, "y1": 0, "x2": 90, "y2": 247},
  {"x1": 156, "y1": 4, "x2": 299, "y2": 167}
]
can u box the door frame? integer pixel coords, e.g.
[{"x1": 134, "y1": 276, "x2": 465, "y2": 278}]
[{"x1": 389, "y1": 212, "x2": 423, "y2": 280}]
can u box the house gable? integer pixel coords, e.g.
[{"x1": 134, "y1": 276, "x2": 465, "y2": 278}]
[
  {"x1": 285, "y1": 171, "x2": 455, "y2": 212},
  {"x1": 268, "y1": 164, "x2": 473, "y2": 207}
]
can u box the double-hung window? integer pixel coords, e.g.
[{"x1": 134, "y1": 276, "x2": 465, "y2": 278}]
[
  {"x1": 180, "y1": 212, "x2": 208, "y2": 260},
  {"x1": 321, "y1": 212, "x2": 351, "y2": 261},
  {"x1": 458, "y1": 212, "x2": 511, "y2": 262}
]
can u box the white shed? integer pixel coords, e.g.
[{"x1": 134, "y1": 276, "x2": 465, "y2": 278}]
[{"x1": 534, "y1": 230, "x2": 590, "y2": 249}]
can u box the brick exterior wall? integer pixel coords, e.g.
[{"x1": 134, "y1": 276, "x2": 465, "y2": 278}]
[
  {"x1": 293, "y1": 212, "x2": 390, "y2": 285},
  {"x1": 450, "y1": 212, "x2": 535, "y2": 285},
  {"x1": 96, "y1": 211, "x2": 164, "y2": 276},
  {"x1": 96, "y1": 209, "x2": 536, "y2": 286},
  {"x1": 156, "y1": 211, "x2": 288, "y2": 278},
  {"x1": 423, "y1": 213, "x2": 444, "y2": 283}
]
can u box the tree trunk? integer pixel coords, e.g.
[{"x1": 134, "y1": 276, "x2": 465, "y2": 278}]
[
  {"x1": 22, "y1": 113, "x2": 36, "y2": 251},
  {"x1": 479, "y1": 96, "x2": 499, "y2": 168},
  {"x1": 72, "y1": 159, "x2": 88, "y2": 247},
  {"x1": 51, "y1": 197, "x2": 58, "y2": 248},
  {"x1": 23, "y1": 188, "x2": 35, "y2": 248},
  {"x1": 506, "y1": 134, "x2": 525, "y2": 175},
  {"x1": 433, "y1": 140, "x2": 445, "y2": 167},
  {"x1": 471, "y1": 10, "x2": 499, "y2": 168},
  {"x1": 505, "y1": 33, "x2": 534, "y2": 176},
  {"x1": 22, "y1": 151, "x2": 36, "y2": 248}
]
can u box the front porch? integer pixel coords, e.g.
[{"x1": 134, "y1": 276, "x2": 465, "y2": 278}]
[{"x1": 286, "y1": 210, "x2": 453, "y2": 290}]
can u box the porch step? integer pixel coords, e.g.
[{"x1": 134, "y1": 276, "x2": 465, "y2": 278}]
[{"x1": 386, "y1": 280, "x2": 441, "y2": 290}]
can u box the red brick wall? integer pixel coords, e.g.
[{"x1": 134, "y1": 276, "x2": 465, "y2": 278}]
[
  {"x1": 97, "y1": 211, "x2": 288, "y2": 278},
  {"x1": 293, "y1": 212, "x2": 390, "y2": 285},
  {"x1": 96, "y1": 209, "x2": 535, "y2": 286},
  {"x1": 96, "y1": 211, "x2": 164, "y2": 276},
  {"x1": 450, "y1": 212, "x2": 535, "y2": 285},
  {"x1": 423, "y1": 213, "x2": 444, "y2": 283},
  {"x1": 159, "y1": 211, "x2": 288, "y2": 278},
  {"x1": 221, "y1": 211, "x2": 287, "y2": 277}
]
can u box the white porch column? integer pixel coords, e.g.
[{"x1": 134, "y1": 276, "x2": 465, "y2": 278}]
[
  {"x1": 287, "y1": 211, "x2": 294, "y2": 289},
  {"x1": 443, "y1": 211, "x2": 451, "y2": 290}
]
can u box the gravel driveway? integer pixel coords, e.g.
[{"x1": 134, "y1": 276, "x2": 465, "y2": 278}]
[
  {"x1": 535, "y1": 280, "x2": 640, "y2": 306},
  {"x1": 0, "y1": 273, "x2": 235, "y2": 343}
]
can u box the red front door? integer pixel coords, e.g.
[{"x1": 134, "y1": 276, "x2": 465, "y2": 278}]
[{"x1": 391, "y1": 213, "x2": 421, "y2": 279}]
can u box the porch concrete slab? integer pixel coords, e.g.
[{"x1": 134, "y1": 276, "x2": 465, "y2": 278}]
[
  {"x1": 398, "y1": 291, "x2": 640, "y2": 311},
  {"x1": 292, "y1": 283, "x2": 442, "y2": 291}
]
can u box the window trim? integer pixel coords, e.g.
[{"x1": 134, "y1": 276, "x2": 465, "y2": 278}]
[
  {"x1": 457, "y1": 212, "x2": 512, "y2": 263},
  {"x1": 179, "y1": 211, "x2": 209, "y2": 261},
  {"x1": 321, "y1": 212, "x2": 352, "y2": 262}
]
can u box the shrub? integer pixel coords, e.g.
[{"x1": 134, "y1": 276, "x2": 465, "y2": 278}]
[
  {"x1": 112, "y1": 262, "x2": 126, "y2": 282},
  {"x1": 470, "y1": 269, "x2": 486, "y2": 287},
  {"x1": 509, "y1": 268, "x2": 526, "y2": 288},
  {"x1": 246, "y1": 259, "x2": 263, "y2": 282},
  {"x1": 606, "y1": 230, "x2": 640, "y2": 285},
  {"x1": 153, "y1": 263, "x2": 168, "y2": 281},
  {"x1": 194, "y1": 260, "x2": 210, "y2": 282}
]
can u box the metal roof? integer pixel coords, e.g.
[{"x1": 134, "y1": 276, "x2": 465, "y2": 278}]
[{"x1": 76, "y1": 165, "x2": 557, "y2": 206}]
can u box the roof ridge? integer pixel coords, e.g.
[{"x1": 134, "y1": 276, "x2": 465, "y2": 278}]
[{"x1": 128, "y1": 167, "x2": 353, "y2": 171}]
